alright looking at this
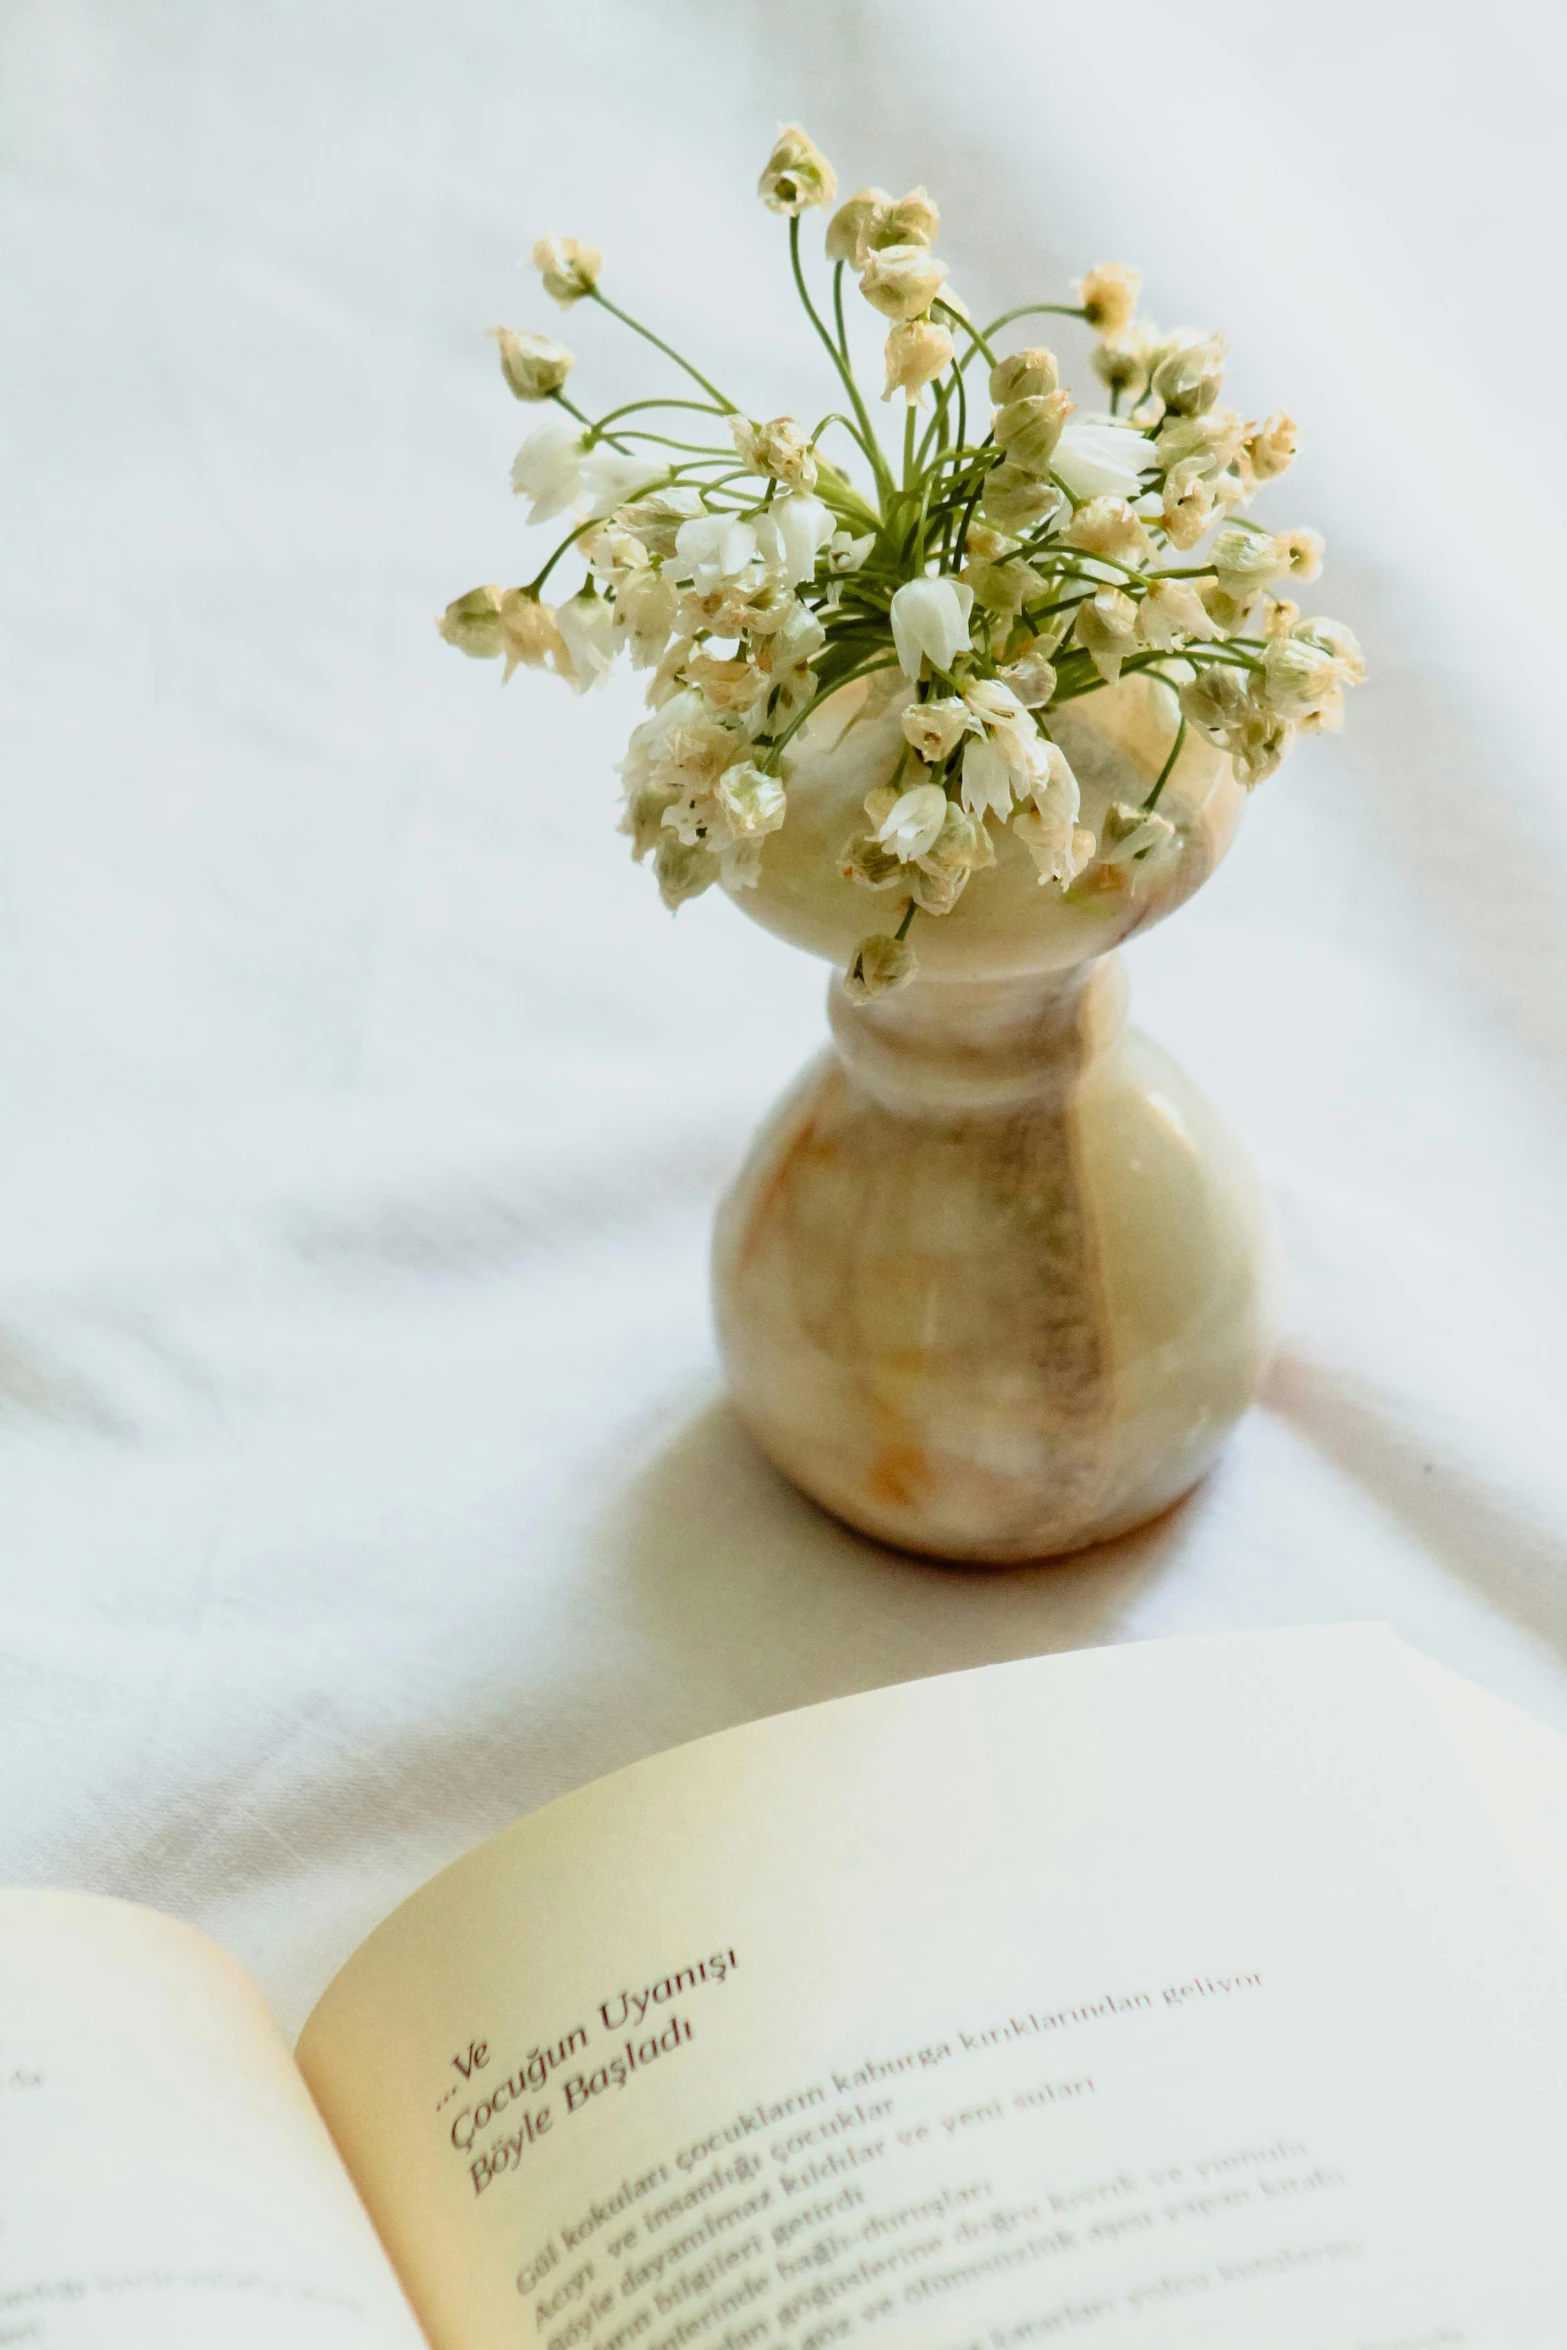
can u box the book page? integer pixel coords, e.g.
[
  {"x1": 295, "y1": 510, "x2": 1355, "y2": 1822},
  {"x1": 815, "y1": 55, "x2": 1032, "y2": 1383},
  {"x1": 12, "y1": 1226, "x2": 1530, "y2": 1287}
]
[
  {"x1": 297, "y1": 1626, "x2": 1567, "y2": 2350},
  {"x1": 0, "y1": 1890, "x2": 428, "y2": 2350}
]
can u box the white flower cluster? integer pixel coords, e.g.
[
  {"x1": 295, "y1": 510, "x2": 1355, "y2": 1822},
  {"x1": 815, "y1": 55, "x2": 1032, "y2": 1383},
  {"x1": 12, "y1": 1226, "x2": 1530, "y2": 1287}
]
[{"x1": 440, "y1": 126, "x2": 1362, "y2": 994}]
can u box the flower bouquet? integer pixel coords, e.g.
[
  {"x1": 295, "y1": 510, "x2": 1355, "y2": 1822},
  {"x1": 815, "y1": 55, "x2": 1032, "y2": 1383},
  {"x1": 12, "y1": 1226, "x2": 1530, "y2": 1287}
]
[{"x1": 439, "y1": 127, "x2": 1363, "y2": 1561}]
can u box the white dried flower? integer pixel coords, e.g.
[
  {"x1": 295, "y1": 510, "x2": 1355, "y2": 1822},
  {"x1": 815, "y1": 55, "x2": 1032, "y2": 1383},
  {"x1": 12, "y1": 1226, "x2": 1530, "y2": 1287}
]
[
  {"x1": 758, "y1": 124, "x2": 837, "y2": 216},
  {"x1": 531, "y1": 236, "x2": 601, "y2": 307},
  {"x1": 581, "y1": 448, "x2": 665, "y2": 517},
  {"x1": 555, "y1": 587, "x2": 616, "y2": 692},
  {"x1": 612, "y1": 570, "x2": 678, "y2": 670},
  {"x1": 857, "y1": 187, "x2": 940, "y2": 260},
  {"x1": 510, "y1": 417, "x2": 586, "y2": 523},
  {"x1": 585, "y1": 525, "x2": 650, "y2": 584},
  {"x1": 1293, "y1": 616, "x2": 1365, "y2": 683},
  {"x1": 980, "y1": 465, "x2": 1063, "y2": 535},
  {"x1": 654, "y1": 834, "x2": 721, "y2": 908},
  {"x1": 1261, "y1": 634, "x2": 1343, "y2": 720},
  {"x1": 1013, "y1": 743, "x2": 1086, "y2": 884},
  {"x1": 960, "y1": 734, "x2": 1015, "y2": 821},
  {"x1": 675, "y1": 514, "x2": 758, "y2": 590},
  {"x1": 1091, "y1": 321, "x2": 1160, "y2": 401},
  {"x1": 715, "y1": 760, "x2": 788, "y2": 838},
  {"x1": 1136, "y1": 578, "x2": 1218, "y2": 649},
  {"x1": 488, "y1": 327, "x2": 574, "y2": 400},
  {"x1": 1097, "y1": 801, "x2": 1178, "y2": 867},
  {"x1": 1212, "y1": 523, "x2": 1289, "y2": 597},
  {"x1": 876, "y1": 782, "x2": 950, "y2": 861},
  {"x1": 902, "y1": 696, "x2": 971, "y2": 762},
  {"x1": 500, "y1": 590, "x2": 572, "y2": 680},
  {"x1": 1246, "y1": 411, "x2": 1299, "y2": 482},
  {"x1": 1064, "y1": 497, "x2": 1154, "y2": 566},
  {"x1": 825, "y1": 528, "x2": 876, "y2": 574},
  {"x1": 756, "y1": 493, "x2": 835, "y2": 587},
  {"x1": 1276, "y1": 528, "x2": 1325, "y2": 584},
  {"x1": 999, "y1": 648, "x2": 1058, "y2": 707},
  {"x1": 860, "y1": 244, "x2": 949, "y2": 322},
  {"x1": 840, "y1": 834, "x2": 905, "y2": 890},
  {"x1": 1076, "y1": 262, "x2": 1141, "y2": 337},
  {"x1": 438, "y1": 584, "x2": 507, "y2": 660},
  {"x1": 883, "y1": 317, "x2": 954, "y2": 403},
  {"x1": 1155, "y1": 408, "x2": 1245, "y2": 480},
  {"x1": 1152, "y1": 332, "x2": 1226, "y2": 418},
  {"x1": 989, "y1": 348, "x2": 1059, "y2": 404},
  {"x1": 825, "y1": 186, "x2": 890, "y2": 263},
  {"x1": 1074, "y1": 586, "x2": 1140, "y2": 684},
  {"x1": 963, "y1": 555, "x2": 1045, "y2": 618},
  {"x1": 730, "y1": 414, "x2": 818, "y2": 492},
  {"x1": 993, "y1": 390, "x2": 1073, "y2": 475},
  {"x1": 1161, "y1": 458, "x2": 1216, "y2": 551},
  {"x1": 845, "y1": 933, "x2": 917, "y2": 1000},
  {"x1": 1052, "y1": 421, "x2": 1158, "y2": 502},
  {"x1": 685, "y1": 651, "x2": 764, "y2": 717},
  {"x1": 889, "y1": 576, "x2": 974, "y2": 679}
]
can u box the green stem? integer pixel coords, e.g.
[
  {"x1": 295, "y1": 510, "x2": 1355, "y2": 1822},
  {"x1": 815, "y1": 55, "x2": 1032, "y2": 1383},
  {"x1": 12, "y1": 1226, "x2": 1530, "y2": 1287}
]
[
  {"x1": 586, "y1": 288, "x2": 736, "y2": 412},
  {"x1": 1142, "y1": 713, "x2": 1186, "y2": 811},
  {"x1": 894, "y1": 896, "x2": 918, "y2": 941},
  {"x1": 934, "y1": 299, "x2": 997, "y2": 368},
  {"x1": 585, "y1": 396, "x2": 729, "y2": 441},
  {"x1": 525, "y1": 513, "x2": 606, "y2": 595},
  {"x1": 791, "y1": 216, "x2": 892, "y2": 506}
]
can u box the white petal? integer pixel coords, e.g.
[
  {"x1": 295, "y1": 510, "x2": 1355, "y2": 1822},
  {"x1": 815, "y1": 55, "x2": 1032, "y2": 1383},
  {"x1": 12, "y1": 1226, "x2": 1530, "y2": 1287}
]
[
  {"x1": 960, "y1": 736, "x2": 1013, "y2": 821},
  {"x1": 1053, "y1": 422, "x2": 1157, "y2": 503}
]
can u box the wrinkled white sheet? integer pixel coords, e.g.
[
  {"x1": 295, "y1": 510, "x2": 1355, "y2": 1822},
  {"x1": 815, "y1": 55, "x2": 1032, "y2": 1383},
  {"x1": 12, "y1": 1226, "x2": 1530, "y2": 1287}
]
[{"x1": 3, "y1": 0, "x2": 1566, "y2": 2032}]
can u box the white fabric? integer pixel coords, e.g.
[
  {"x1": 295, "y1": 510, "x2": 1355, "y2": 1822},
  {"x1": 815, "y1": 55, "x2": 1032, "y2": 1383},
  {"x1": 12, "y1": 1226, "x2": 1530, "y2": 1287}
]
[{"x1": 3, "y1": 0, "x2": 1566, "y2": 2034}]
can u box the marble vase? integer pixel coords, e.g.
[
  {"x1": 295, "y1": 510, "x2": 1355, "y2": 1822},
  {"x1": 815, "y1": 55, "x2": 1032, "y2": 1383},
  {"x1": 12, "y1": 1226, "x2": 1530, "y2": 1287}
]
[{"x1": 712, "y1": 672, "x2": 1276, "y2": 1563}]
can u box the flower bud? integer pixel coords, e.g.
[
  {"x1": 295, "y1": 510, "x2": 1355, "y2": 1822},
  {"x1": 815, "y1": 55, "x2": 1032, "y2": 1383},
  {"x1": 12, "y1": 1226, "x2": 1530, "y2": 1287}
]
[
  {"x1": 531, "y1": 236, "x2": 601, "y2": 307},
  {"x1": 1075, "y1": 262, "x2": 1141, "y2": 336},
  {"x1": 1246, "y1": 410, "x2": 1299, "y2": 482},
  {"x1": 438, "y1": 585, "x2": 506, "y2": 659},
  {"x1": 1091, "y1": 328, "x2": 1156, "y2": 399},
  {"x1": 981, "y1": 463, "x2": 1063, "y2": 535},
  {"x1": 612, "y1": 570, "x2": 678, "y2": 670},
  {"x1": 992, "y1": 389, "x2": 1073, "y2": 474},
  {"x1": 757, "y1": 123, "x2": 838, "y2": 215},
  {"x1": 825, "y1": 186, "x2": 890, "y2": 263},
  {"x1": 989, "y1": 347, "x2": 1059, "y2": 405},
  {"x1": 1151, "y1": 331, "x2": 1226, "y2": 418},
  {"x1": 845, "y1": 933, "x2": 917, "y2": 1000},
  {"x1": 882, "y1": 318, "x2": 953, "y2": 404},
  {"x1": 487, "y1": 326, "x2": 573, "y2": 400},
  {"x1": 859, "y1": 243, "x2": 949, "y2": 321},
  {"x1": 1073, "y1": 587, "x2": 1139, "y2": 684}
]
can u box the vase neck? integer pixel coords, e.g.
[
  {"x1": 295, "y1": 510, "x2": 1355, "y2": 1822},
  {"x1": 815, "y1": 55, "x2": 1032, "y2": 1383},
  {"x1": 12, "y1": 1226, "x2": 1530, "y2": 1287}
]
[{"x1": 827, "y1": 956, "x2": 1127, "y2": 1118}]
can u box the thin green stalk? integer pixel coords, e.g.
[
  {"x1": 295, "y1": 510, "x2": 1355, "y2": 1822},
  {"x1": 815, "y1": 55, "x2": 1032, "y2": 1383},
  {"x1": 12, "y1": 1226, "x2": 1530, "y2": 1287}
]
[
  {"x1": 525, "y1": 512, "x2": 609, "y2": 595},
  {"x1": 586, "y1": 288, "x2": 736, "y2": 413},
  {"x1": 585, "y1": 396, "x2": 729, "y2": 441},
  {"x1": 894, "y1": 897, "x2": 918, "y2": 941},
  {"x1": 790, "y1": 216, "x2": 892, "y2": 506},
  {"x1": 902, "y1": 401, "x2": 917, "y2": 489},
  {"x1": 1142, "y1": 713, "x2": 1186, "y2": 811},
  {"x1": 934, "y1": 299, "x2": 997, "y2": 369}
]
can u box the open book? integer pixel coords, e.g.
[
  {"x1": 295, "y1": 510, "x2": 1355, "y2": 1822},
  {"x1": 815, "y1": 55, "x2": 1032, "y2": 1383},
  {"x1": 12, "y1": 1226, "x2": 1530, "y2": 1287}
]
[{"x1": 5, "y1": 1626, "x2": 1566, "y2": 2350}]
